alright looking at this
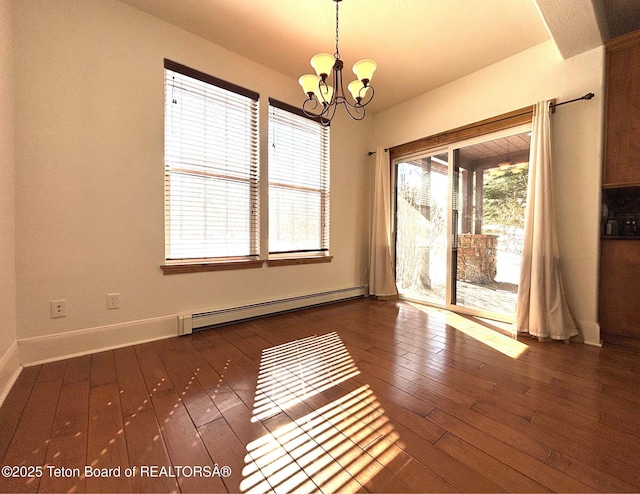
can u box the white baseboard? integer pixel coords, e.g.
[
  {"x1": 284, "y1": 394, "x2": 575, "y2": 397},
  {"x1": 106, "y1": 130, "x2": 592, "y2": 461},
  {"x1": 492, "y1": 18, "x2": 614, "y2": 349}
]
[
  {"x1": 578, "y1": 319, "x2": 602, "y2": 346},
  {"x1": 18, "y1": 315, "x2": 178, "y2": 367},
  {"x1": 14, "y1": 286, "x2": 367, "y2": 370},
  {"x1": 0, "y1": 341, "x2": 22, "y2": 407}
]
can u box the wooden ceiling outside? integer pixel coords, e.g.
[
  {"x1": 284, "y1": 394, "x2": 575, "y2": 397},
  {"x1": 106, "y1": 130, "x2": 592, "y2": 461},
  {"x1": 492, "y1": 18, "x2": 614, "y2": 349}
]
[{"x1": 459, "y1": 133, "x2": 530, "y2": 163}]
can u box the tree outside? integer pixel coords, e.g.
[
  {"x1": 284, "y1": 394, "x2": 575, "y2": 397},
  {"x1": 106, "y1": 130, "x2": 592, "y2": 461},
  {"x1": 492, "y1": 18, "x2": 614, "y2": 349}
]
[{"x1": 482, "y1": 167, "x2": 528, "y2": 257}]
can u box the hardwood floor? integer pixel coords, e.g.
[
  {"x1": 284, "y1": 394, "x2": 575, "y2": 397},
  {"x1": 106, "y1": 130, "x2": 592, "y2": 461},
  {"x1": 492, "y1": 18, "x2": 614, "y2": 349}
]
[{"x1": 1, "y1": 298, "x2": 639, "y2": 493}]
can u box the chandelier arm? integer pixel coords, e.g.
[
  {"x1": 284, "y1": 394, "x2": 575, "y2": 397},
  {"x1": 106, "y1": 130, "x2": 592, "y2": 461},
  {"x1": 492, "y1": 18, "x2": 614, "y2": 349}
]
[
  {"x1": 358, "y1": 84, "x2": 375, "y2": 107},
  {"x1": 302, "y1": 97, "x2": 323, "y2": 118},
  {"x1": 318, "y1": 78, "x2": 332, "y2": 105},
  {"x1": 341, "y1": 99, "x2": 366, "y2": 120},
  {"x1": 336, "y1": 94, "x2": 362, "y2": 112},
  {"x1": 321, "y1": 98, "x2": 339, "y2": 125}
]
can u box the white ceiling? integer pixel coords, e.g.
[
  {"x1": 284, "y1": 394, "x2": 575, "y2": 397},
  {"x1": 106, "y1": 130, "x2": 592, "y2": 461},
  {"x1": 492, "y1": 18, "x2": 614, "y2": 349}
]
[{"x1": 118, "y1": 0, "x2": 636, "y2": 114}]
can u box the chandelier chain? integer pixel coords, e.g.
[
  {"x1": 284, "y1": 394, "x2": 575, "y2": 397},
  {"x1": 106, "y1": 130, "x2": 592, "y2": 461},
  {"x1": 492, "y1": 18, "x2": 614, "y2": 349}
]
[{"x1": 334, "y1": 0, "x2": 340, "y2": 59}]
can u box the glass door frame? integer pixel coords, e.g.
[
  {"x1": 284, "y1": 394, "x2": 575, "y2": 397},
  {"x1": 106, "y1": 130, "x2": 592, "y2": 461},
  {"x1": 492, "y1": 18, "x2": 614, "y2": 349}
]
[
  {"x1": 392, "y1": 147, "x2": 450, "y2": 308},
  {"x1": 392, "y1": 123, "x2": 531, "y2": 323}
]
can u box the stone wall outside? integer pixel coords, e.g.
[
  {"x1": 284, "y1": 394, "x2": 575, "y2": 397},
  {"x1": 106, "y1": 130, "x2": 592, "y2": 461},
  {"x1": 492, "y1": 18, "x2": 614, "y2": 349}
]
[{"x1": 457, "y1": 234, "x2": 497, "y2": 284}]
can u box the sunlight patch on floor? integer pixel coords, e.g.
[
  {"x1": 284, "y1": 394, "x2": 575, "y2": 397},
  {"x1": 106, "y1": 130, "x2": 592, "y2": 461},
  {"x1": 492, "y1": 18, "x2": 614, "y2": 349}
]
[
  {"x1": 242, "y1": 384, "x2": 402, "y2": 494},
  {"x1": 251, "y1": 332, "x2": 360, "y2": 422},
  {"x1": 407, "y1": 302, "x2": 529, "y2": 358},
  {"x1": 243, "y1": 333, "x2": 404, "y2": 493}
]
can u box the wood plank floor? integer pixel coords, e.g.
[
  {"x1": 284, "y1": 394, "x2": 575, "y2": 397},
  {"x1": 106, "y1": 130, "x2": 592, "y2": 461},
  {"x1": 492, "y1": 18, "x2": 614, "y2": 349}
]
[{"x1": 1, "y1": 298, "x2": 640, "y2": 493}]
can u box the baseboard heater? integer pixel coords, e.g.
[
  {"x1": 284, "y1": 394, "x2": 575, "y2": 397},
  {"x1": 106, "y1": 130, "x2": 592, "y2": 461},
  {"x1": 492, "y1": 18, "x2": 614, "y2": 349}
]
[{"x1": 177, "y1": 285, "x2": 367, "y2": 335}]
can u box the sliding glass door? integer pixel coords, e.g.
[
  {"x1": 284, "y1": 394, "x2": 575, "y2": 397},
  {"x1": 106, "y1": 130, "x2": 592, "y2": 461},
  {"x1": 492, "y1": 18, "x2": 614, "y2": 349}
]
[
  {"x1": 394, "y1": 127, "x2": 530, "y2": 321},
  {"x1": 395, "y1": 151, "x2": 449, "y2": 306}
]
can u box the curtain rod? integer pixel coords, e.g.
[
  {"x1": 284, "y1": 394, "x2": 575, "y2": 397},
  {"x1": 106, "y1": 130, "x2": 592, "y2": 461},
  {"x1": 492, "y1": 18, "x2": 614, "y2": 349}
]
[
  {"x1": 366, "y1": 92, "x2": 595, "y2": 156},
  {"x1": 551, "y1": 92, "x2": 594, "y2": 109}
]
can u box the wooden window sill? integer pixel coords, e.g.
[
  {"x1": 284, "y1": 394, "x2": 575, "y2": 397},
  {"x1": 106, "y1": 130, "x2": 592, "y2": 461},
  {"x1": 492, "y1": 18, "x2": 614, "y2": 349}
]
[
  {"x1": 267, "y1": 256, "x2": 333, "y2": 267},
  {"x1": 161, "y1": 259, "x2": 264, "y2": 275}
]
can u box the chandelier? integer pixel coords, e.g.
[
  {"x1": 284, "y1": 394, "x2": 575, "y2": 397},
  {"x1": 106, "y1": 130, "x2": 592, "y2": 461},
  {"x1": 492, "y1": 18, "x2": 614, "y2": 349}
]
[{"x1": 298, "y1": 0, "x2": 377, "y2": 125}]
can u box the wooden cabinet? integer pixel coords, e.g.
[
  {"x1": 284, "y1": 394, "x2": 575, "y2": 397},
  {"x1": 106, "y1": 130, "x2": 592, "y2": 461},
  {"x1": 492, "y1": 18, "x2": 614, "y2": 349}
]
[
  {"x1": 599, "y1": 240, "x2": 640, "y2": 339},
  {"x1": 603, "y1": 30, "x2": 640, "y2": 187},
  {"x1": 600, "y1": 29, "x2": 640, "y2": 343}
]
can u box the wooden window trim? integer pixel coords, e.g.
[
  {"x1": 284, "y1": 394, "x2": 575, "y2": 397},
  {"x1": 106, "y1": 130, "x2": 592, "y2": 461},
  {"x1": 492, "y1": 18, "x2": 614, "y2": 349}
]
[
  {"x1": 389, "y1": 105, "x2": 535, "y2": 160},
  {"x1": 161, "y1": 259, "x2": 264, "y2": 275},
  {"x1": 267, "y1": 256, "x2": 333, "y2": 267}
]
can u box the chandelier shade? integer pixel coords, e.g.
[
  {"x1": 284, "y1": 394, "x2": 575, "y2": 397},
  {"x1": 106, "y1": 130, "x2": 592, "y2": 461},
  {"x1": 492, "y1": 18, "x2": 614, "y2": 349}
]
[
  {"x1": 298, "y1": 74, "x2": 320, "y2": 96},
  {"x1": 310, "y1": 53, "x2": 336, "y2": 79},
  {"x1": 347, "y1": 80, "x2": 369, "y2": 102},
  {"x1": 299, "y1": 0, "x2": 377, "y2": 125},
  {"x1": 352, "y1": 59, "x2": 377, "y2": 85}
]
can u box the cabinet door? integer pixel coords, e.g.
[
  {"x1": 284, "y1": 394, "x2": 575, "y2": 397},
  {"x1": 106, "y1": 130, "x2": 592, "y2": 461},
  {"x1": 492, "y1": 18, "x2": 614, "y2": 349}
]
[
  {"x1": 604, "y1": 30, "x2": 640, "y2": 186},
  {"x1": 599, "y1": 240, "x2": 640, "y2": 337}
]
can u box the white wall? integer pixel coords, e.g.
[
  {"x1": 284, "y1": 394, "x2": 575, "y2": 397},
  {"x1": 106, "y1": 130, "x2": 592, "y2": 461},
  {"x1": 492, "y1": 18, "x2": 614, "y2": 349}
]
[
  {"x1": 10, "y1": 0, "x2": 605, "y2": 372},
  {"x1": 372, "y1": 41, "x2": 605, "y2": 345},
  {"x1": 12, "y1": 0, "x2": 372, "y2": 363},
  {"x1": 0, "y1": 0, "x2": 20, "y2": 401}
]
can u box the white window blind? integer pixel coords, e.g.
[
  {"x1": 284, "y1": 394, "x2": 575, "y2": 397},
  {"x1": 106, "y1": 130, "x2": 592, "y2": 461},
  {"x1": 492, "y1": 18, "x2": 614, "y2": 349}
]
[
  {"x1": 268, "y1": 99, "x2": 330, "y2": 255},
  {"x1": 164, "y1": 60, "x2": 259, "y2": 261}
]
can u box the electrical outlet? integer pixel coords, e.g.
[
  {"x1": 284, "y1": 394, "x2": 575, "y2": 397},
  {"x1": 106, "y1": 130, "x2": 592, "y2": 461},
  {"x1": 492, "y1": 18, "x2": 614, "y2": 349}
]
[
  {"x1": 107, "y1": 293, "x2": 120, "y2": 309},
  {"x1": 51, "y1": 299, "x2": 66, "y2": 318}
]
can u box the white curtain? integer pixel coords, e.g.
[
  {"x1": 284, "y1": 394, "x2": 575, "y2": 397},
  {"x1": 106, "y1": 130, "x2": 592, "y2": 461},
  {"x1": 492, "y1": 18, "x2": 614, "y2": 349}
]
[
  {"x1": 515, "y1": 101, "x2": 578, "y2": 341},
  {"x1": 369, "y1": 146, "x2": 398, "y2": 298}
]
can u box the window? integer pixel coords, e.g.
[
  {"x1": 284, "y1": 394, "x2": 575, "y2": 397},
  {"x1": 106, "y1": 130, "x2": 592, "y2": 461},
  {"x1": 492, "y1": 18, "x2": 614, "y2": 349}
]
[
  {"x1": 164, "y1": 60, "x2": 259, "y2": 262},
  {"x1": 268, "y1": 99, "x2": 330, "y2": 256}
]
